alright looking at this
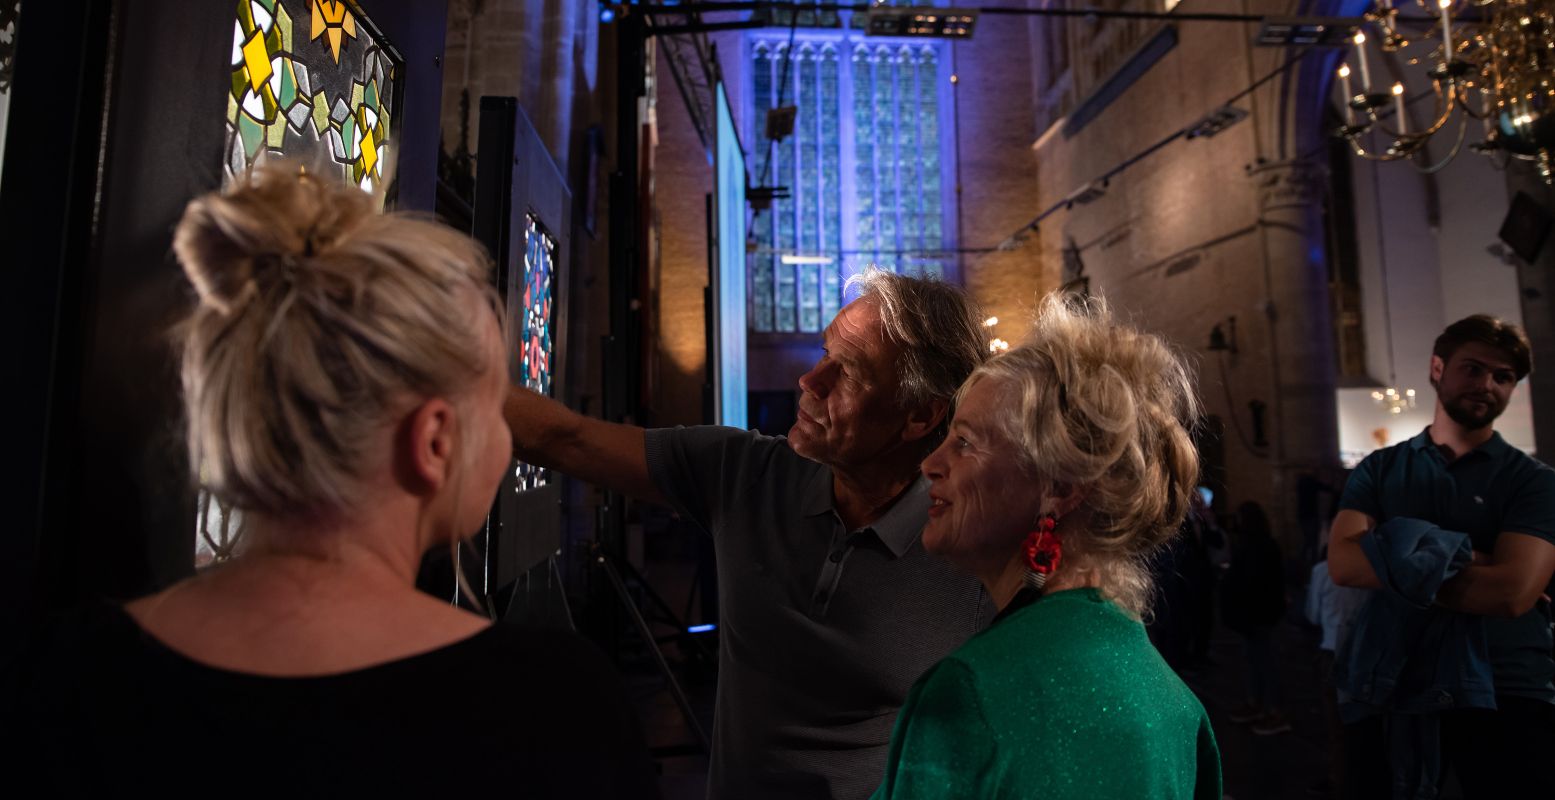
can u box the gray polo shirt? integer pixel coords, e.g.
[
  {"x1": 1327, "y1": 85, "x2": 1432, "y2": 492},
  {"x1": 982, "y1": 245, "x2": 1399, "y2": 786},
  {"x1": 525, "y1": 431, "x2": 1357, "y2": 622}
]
[{"x1": 645, "y1": 426, "x2": 993, "y2": 800}]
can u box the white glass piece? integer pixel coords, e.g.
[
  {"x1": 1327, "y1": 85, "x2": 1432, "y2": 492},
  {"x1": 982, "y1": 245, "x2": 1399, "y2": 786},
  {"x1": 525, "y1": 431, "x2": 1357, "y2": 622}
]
[
  {"x1": 241, "y1": 88, "x2": 265, "y2": 119},
  {"x1": 250, "y1": 0, "x2": 272, "y2": 33}
]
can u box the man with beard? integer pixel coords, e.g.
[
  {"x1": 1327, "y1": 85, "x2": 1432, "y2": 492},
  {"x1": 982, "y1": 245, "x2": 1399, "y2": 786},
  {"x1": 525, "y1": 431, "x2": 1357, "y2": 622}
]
[
  {"x1": 499, "y1": 270, "x2": 993, "y2": 799},
  {"x1": 1330, "y1": 314, "x2": 1555, "y2": 797}
]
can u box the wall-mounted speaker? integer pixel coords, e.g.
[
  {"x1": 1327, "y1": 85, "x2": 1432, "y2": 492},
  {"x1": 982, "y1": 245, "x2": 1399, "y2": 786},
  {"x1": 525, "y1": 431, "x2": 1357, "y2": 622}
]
[{"x1": 1498, "y1": 191, "x2": 1553, "y2": 264}]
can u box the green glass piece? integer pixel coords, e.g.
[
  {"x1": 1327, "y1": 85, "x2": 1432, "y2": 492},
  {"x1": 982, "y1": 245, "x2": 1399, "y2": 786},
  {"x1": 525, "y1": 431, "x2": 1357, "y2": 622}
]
[
  {"x1": 266, "y1": 117, "x2": 285, "y2": 148},
  {"x1": 231, "y1": 69, "x2": 247, "y2": 102},
  {"x1": 277, "y1": 58, "x2": 297, "y2": 107},
  {"x1": 351, "y1": 81, "x2": 364, "y2": 112},
  {"x1": 238, "y1": 114, "x2": 265, "y2": 159},
  {"x1": 379, "y1": 108, "x2": 391, "y2": 143},
  {"x1": 311, "y1": 91, "x2": 330, "y2": 134},
  {"x1": 227, "y1": 92, "x2": 239, "y2": 125},
  {"x1": 255, "y1": 0, "x2": 276, "y2": 12},
  {"x1": 276, "y1": 2, "x2": 292, "y2": 50},
  {"x1": 341, "y1": 114, "x2": 357, "y2": 158},
  {"x1": 260, "y1": 84, "x2": 279, "y2": 124},
  {"x1": 364, "y1": 79, "x2": 377, "y2": 111}
]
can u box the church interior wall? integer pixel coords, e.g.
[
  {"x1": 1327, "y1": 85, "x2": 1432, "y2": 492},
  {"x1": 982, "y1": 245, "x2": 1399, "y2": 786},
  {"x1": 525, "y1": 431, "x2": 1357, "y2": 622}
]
[{"x1": 1029, "y1": 6, "x2": 1288, "y2": 529}]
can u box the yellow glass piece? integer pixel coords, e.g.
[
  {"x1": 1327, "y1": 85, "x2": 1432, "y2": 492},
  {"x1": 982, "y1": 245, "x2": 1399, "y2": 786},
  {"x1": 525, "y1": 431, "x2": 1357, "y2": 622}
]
[
  {"x1": 267, "y1": 115, "x2": 286, "y2": 148},
  {"x1": 242, "y1": 30, "x2": 273, "y2": 92},
  {"x1": 311, "y1": 0, "x2": 357, "y2": 63},
  {"x1": 227, "y1": 92, "x2": 239, "y2": 124},
  {"x1": 359, "y1": 125, "x2": 378, "y2": 177}
]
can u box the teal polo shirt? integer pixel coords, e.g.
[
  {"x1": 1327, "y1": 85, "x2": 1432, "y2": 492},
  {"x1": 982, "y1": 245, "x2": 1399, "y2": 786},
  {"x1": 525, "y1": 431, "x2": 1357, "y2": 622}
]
[{"x1": 1340, "y1": 428, "x2": 1555, "y2": 702}]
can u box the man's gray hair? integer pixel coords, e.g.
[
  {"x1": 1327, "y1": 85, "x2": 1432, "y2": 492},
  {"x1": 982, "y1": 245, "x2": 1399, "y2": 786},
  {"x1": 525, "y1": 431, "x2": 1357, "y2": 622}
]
[{"x1": 847, "y1": 267, "x2": 989, "y2": 420}]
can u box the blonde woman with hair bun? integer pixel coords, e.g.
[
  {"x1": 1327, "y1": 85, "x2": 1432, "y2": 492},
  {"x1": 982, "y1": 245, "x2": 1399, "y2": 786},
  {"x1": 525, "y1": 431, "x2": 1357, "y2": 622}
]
[
  {"x1": 12, "y1": 165, "x2": 657, "y2": 797},
  {"x1": 874, "y1": 293, "x2": 1222, "y2": 799}
]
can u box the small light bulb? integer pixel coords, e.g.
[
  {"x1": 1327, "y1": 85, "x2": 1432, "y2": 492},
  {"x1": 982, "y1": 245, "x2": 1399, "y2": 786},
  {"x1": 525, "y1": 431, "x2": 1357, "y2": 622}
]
[
  {"x1": 1354, "y1": 32, "x2": 1366, "y2": 45},
  {"x1": 1339, "y1": 64, "x2": 1351, "y2": 78},
  {"x1": 1392, "y1": 82, "x2": 1405, "y2": 96}
]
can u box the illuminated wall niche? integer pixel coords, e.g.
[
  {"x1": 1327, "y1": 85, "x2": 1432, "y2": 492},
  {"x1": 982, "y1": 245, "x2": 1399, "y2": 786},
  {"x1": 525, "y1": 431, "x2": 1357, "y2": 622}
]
[
  {"x1": 515, "y1": 214, "x2": 556, "y2": 493},
  {"x1": 224, "y1": 0, "x2": 402, "y2": 195}
]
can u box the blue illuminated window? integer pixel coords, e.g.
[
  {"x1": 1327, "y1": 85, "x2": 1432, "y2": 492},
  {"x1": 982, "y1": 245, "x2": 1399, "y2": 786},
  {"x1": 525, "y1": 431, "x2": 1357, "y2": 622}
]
[{"x1": 749, "y1": 29, "x2": 951, "y2": 334}]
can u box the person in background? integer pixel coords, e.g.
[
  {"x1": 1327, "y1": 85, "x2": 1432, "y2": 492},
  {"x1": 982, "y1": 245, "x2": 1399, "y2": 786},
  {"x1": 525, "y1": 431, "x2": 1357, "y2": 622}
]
[
  {"x1": 1221, "y1": 501, "x2": 1291, "y2": 736},
  {"x1": 1149, "y1": 488, "x2": 1224, "y2": 673},
  {"x1": 5, "y1": 165, "x2": 656, "y2": 796},
  {"x1": 1305, "y1": 540, "x2": 1370, "y2": 799},
  {"x1": 1329, "y1": 314, "x2": 1555, "y2": 797},
  {"x1": 872, "y1": 293, "x2": 1221, "y2": 799}
]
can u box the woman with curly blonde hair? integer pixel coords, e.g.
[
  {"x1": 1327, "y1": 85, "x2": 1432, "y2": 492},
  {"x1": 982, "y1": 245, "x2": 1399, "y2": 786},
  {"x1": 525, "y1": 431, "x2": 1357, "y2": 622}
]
[{"x1": 874, "y1": 293, "x2": 1222, "y2": 799}]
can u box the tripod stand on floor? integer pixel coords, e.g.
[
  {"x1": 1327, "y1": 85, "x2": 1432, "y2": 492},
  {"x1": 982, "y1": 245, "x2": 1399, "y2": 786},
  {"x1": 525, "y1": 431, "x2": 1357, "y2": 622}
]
[{"x1": 591, "y1": 539, "x2": 712, "y2": 756}]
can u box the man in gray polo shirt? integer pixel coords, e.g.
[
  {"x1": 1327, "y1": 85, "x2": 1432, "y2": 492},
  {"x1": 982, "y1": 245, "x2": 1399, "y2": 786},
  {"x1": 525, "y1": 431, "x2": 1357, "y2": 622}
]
[{"x1": 502, "y1": 271, "x2": 994, "y2": 798}]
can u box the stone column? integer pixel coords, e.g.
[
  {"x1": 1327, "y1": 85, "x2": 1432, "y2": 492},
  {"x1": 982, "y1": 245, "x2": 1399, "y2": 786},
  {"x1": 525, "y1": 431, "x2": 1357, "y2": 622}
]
[
  {"x1": 1506, "y1": 167, "x2": 1555, "y2": 459},
  {"x1": 1248, "y1": 158, "x2": 1342, "y2": 561}
]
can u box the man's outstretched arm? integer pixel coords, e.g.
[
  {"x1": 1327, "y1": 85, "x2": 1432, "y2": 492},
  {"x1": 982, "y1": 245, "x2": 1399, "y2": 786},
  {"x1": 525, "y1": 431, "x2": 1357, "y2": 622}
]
[
  {"x1": 504, "y1": 385, "x2": 665, "y2": 505},
  {"x1": 1435, "y1": 532, "x2": 1555, "y2": 618},
  {"x1": 1328, "y1": 509, "x2": 1381, "y2": 589}
]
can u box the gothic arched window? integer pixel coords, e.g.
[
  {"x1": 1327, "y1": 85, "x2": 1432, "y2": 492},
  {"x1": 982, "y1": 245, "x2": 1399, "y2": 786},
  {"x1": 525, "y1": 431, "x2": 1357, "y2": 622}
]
[{"x1": 748, "y1": 27, "x2": 952, "y2": 334}]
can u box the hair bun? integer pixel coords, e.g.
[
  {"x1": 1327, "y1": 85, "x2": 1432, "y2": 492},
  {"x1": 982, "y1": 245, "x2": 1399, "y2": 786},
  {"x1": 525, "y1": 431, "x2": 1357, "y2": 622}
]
[{"x1": 173, "y1": 164, "x2": 372, "y2": 315}]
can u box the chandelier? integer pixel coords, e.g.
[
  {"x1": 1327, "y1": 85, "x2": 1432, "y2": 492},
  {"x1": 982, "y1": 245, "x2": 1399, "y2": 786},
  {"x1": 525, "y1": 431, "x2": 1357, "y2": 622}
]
[
  {"x1": 1371, "y1": 386, "x2": 1419, "y2": 414},
  {"x1": 1336, "y1": 0, "x2": 1555, "y2": 181}
]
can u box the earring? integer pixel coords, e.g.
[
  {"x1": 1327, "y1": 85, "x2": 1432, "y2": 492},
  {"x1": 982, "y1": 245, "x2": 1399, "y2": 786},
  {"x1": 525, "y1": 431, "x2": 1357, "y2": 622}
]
[{"x1": 1022, "y1": 513, "x2": 1063, "y2": 592}]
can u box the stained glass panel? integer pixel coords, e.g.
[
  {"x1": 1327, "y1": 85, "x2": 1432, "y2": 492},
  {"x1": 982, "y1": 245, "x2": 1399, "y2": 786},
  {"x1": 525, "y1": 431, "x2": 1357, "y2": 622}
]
[
  {"x1": 222, "y1": 0, "x2": 401, "y2": 196},
  {"x1": 515, "y1": 214, "x2": 556, "y2": 493},
  {"x1": 0, "y1": 0, "x2": 19, "y2": 186}
]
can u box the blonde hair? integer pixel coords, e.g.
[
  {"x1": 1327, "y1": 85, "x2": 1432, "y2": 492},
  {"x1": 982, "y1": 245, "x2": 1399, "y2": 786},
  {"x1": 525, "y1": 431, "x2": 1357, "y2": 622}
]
[
  {"x1": 173, "y1": 164, "x2": 504, "y2": 518},
  {"x1": 967, "y1": 293, "x2": 1200, "y2": 616}
]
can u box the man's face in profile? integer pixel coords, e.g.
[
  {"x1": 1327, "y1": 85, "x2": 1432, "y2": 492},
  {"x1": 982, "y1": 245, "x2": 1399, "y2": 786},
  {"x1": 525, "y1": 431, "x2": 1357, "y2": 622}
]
[
  {"x1": 1430, "y1": 341, "x2": 1519, "y2": 431},
  {"x1": 788, "y1": 297, "x2": 911, "y2": 470}
]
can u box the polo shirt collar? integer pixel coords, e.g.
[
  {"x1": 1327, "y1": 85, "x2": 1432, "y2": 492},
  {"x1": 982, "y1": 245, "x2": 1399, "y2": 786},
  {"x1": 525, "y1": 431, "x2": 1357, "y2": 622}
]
[
  {"x1": 868, "y1": 476, "x2": 932, "y2": 558},
  {"x1": 1410, "y1": 426, "x2": 1512, "y2": 459},
  {"x1": 801, "y1": 469, "x2": 931, "y2": 559},
  {"x1": 1477, "y1": 431, "x2": 1511, "y2": 458},
  {"x1": 802, "y1": 466, "x2": 835, "y2": 517}
]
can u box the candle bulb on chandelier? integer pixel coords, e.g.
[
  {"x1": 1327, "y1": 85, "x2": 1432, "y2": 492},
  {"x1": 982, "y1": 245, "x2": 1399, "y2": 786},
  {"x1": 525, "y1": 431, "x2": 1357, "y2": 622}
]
[
  {"x1": 1439, "y1": 0, "x2": 1454, "y2": 61},
  {"x1": 1393, "y1": 83, "x2": 1408, "y2": 133},
  {"x1": 1339, "y1": 65, "x2": 1356, "y2": 124},
  {"x1": 1353, "y1": 32, "x2": 1373, "y2": 93}
]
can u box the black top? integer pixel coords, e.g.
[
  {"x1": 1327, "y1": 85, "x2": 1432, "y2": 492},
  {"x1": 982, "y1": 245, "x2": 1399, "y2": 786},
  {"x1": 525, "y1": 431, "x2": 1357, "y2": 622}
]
[
  {"x1": 4, "y1": 602, "x2": 660, "y2": 798},
  {"x1": 645, "y1": 426, "x2": 993, "y2": 800}
]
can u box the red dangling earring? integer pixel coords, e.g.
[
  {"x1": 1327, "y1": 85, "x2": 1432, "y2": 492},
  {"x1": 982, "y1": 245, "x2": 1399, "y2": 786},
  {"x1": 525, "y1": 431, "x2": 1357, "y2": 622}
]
[{"x1": 1022, "y1": 513, "x2": 1063, "y2": 592}]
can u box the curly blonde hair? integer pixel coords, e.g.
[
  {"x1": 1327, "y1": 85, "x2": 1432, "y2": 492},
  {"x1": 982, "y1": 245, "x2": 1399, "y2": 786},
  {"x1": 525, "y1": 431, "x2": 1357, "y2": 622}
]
[
  {"x1": 172, "y1": 164, "x2": 504, "y2": 518},
  {"x1": 966, "y1": 293, "x2": 1200, "y2": 616}
]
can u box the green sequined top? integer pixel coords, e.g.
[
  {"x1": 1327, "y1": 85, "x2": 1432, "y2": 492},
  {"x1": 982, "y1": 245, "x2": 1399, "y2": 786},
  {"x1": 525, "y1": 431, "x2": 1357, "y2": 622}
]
[{"x1": 873, "y1": 588, "x2": 1222, "y2": 799}]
